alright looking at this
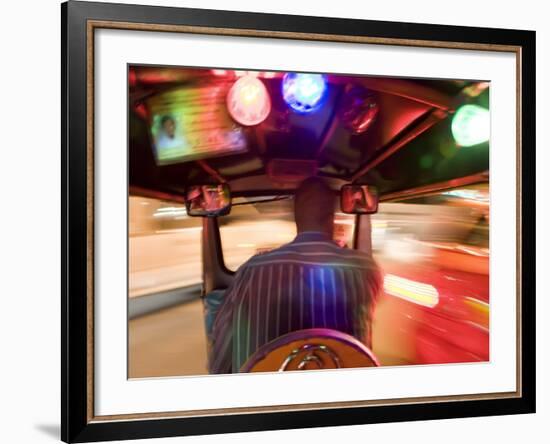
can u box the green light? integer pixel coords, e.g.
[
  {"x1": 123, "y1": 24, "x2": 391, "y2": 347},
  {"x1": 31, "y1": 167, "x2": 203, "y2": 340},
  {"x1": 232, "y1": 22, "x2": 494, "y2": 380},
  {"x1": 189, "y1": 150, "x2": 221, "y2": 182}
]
[{"x1": 451, "y1": 104, "x2": 490, "y2": 147}]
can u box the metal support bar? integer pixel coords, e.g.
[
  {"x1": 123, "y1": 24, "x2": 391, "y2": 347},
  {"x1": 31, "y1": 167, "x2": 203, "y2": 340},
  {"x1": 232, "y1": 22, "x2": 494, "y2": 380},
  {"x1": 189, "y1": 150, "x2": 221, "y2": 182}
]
[
  {"x1": 197, "y1": 160, "x2": 226, "y2": 183},
  {"x1": 351, "y1": 109, "x2": 447, "y2": 182},
  {"x1": 329, "y1": 75, "x2": 455, "y2": 111},
  {"x1": 380, "y1": 171, "x2": 489, "y2": 202}
]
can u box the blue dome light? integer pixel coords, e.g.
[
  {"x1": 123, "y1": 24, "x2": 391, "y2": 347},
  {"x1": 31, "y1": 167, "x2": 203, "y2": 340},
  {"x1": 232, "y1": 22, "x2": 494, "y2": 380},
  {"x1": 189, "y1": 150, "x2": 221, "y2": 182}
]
[{"x1": 282, "y1": 73, "x2": 327, "y2": 113}]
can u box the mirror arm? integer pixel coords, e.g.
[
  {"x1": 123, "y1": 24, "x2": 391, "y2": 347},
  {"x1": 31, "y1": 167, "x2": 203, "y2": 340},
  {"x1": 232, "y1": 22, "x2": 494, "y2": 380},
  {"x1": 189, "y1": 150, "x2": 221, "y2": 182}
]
[
  {"x1": 202, "y1": 217, "x2": 234, "y2": 295},
  {"x1": 355, "y1": 214, "x2": 373, "y2": 257}
]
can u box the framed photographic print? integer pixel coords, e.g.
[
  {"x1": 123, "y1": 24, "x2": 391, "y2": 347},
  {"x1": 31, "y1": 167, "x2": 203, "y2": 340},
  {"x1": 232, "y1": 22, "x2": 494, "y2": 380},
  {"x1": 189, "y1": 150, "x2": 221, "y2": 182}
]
[{"x1": 61, "y1": 0, "x2": 536, "y2": 442}]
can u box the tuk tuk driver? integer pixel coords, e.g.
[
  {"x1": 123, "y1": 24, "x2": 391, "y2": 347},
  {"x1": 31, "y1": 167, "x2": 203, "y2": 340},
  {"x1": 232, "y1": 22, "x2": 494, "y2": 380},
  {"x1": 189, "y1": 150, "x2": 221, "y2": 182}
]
[{"x1": 209, "y1": 177, "x2": 382, "y2": 373}]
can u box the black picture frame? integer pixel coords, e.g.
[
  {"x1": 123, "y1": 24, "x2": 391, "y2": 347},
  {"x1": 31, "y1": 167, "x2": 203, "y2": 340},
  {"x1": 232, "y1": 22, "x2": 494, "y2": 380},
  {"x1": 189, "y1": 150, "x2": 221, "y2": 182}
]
[{"x1": 62, "y1": 1, "x2": 536, "y2": 442}]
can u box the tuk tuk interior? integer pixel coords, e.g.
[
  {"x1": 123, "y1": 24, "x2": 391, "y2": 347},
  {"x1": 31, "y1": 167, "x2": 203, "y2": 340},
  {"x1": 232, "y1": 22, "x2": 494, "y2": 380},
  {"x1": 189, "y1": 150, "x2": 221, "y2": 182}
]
[{"x1": 128, "y1": 66, "x2": 490, "y2": 376}]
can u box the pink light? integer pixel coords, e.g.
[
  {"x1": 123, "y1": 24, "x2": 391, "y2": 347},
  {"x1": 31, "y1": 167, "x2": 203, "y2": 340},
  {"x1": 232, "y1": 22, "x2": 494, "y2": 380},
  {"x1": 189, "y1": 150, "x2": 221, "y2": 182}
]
[
  {"x1": 226, "y1": 75, "x2": 271, "y2": 126},
  {"x1": 212, "y1": 70, "x2": 271, "y2": 78},
  {"x1": 260, "y1": 71, "x2": 277, "y2": 79},
  {"x1": 211, "y1": 69, "x2": 228, "y2": 76}
]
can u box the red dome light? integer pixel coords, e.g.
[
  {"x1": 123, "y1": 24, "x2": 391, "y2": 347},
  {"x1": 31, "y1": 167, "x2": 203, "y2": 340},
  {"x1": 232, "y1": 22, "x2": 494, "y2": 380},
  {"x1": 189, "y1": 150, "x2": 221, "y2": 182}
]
[{"x1": 339, "y1": 86, "x2": 379, "y2": 135}]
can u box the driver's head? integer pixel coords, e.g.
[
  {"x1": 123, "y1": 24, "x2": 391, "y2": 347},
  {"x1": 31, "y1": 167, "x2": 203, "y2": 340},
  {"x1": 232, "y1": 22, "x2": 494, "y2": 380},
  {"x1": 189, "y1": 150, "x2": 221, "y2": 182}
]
[{"x1": 294, "y1": 176, "x2": 335, "y2": 235}]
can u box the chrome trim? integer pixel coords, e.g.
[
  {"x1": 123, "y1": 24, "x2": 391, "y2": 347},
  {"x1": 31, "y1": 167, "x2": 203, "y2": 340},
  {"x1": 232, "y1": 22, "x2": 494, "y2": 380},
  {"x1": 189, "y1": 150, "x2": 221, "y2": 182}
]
[{"x1": 279, "y1": 343, "x2": 342, "y2": 371}]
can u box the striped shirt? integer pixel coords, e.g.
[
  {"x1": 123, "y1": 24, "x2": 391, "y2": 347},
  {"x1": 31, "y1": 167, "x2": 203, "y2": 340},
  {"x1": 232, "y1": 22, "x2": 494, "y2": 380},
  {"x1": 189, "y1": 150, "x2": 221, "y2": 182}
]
[{"x1": 209, "y1": 231, "x2": 382, "y2": 374}]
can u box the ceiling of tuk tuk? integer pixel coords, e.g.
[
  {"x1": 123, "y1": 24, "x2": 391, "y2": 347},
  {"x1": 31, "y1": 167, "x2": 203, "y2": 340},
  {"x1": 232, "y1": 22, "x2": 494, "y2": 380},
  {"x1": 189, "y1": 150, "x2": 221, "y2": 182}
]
[{"x1": 128, "y1": 66, "x2": 489, "y2": 200}]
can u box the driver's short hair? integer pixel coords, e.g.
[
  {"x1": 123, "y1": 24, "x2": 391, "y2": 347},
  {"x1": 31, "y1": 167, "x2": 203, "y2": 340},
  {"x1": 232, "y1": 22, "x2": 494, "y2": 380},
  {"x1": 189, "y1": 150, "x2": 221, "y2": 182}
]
[{"x1": 294, "y1": 176, "x2": 335, "y2": 230}]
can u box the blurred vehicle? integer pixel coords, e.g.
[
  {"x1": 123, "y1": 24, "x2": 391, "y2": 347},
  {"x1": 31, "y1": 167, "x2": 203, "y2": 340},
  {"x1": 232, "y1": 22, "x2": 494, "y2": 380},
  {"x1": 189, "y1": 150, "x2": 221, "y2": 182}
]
[
  {"x1": 372, "y1": 196, "x2": 489, "y2": 365},
  {"x1": 128, "y1": 66, "x2": 490, "y2": 372}
]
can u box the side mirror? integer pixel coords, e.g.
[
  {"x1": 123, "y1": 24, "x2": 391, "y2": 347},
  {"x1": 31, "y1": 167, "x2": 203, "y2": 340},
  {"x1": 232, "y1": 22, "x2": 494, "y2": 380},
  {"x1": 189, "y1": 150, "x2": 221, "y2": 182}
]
[
  {"x1": 185, "y1": 184, "x2": 232, "y2": 217},
  {"x1": 340, "y1": 184, "x2": 379, "y2": 214}
]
